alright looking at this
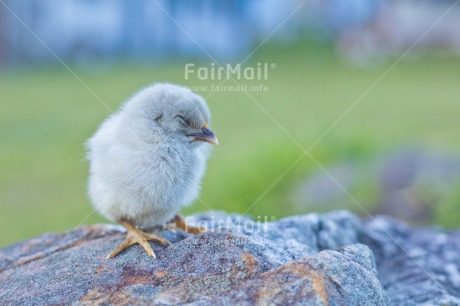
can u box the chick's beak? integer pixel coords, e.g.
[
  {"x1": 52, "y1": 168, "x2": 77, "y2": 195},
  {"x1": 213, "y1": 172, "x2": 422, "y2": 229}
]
[{"x1": 187, "y1": 127, "x2": 218, "y2": 145}]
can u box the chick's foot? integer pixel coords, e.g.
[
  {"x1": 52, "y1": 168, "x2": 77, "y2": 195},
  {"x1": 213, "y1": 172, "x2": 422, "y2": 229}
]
[
  {"x1": 106, "y1": 220, "x2": 170, "y2": 259},
  {"x1": 166, "y1": 214, "x2": 207, "y2": 234}
]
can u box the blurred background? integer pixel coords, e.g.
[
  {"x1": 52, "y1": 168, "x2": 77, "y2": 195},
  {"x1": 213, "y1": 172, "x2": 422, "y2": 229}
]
[{"x1": 1, "y1": 0, "x2": 460, "y2": 247}]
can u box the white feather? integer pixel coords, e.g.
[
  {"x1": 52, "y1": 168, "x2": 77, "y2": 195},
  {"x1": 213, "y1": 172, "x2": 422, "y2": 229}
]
[{"x1": 86, "y1": 83, "x2": 213, "y2": 228}]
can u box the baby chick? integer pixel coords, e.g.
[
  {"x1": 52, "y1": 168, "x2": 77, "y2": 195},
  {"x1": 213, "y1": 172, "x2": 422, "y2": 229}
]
[{"x1": 86, "y1": 83, "x2": 217, "y2": 259}]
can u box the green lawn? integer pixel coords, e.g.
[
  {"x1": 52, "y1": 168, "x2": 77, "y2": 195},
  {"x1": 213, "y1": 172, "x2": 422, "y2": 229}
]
[{"x1": 1, "y1": 45, "x2": 460, "y2": 247}]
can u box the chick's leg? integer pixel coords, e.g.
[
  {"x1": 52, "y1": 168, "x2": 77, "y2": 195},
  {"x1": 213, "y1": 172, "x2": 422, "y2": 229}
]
[
  {"x1": 167, "y1": 214, "x2": 206, "y2": 234},
  {"x1": 106, "y1": 220, "x2": 170, "y2": 259}
]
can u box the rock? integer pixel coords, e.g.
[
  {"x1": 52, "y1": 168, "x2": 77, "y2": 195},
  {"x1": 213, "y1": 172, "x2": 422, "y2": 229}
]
[
  {"x1": 0, "y1": 210, "x2": 459, "y2": 305},
  {"x1": 207, "y1": 244, "x2": 387, "y2": 306}
]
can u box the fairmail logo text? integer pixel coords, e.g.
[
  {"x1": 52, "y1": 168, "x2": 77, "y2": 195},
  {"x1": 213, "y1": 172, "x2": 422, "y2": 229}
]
[{"x1": 184, "y1": 63, "x2": 275, "y2": 81}]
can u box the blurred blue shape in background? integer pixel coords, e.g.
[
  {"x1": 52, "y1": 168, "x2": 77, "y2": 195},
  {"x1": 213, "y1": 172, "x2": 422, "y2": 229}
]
[{"x1": 2, "y1": 0, "x2": 459, "y2": 66}]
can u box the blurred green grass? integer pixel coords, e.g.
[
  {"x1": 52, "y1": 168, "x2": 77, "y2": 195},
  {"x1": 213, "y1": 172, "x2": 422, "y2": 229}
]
[{"x1": 1, "y1": 45, "x2": 460, "y2": 247}]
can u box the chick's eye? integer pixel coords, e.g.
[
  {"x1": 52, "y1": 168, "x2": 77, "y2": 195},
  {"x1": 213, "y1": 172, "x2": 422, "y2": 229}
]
[{"x1": 175, "y1": 115, "x2": 190, "y2": 127}]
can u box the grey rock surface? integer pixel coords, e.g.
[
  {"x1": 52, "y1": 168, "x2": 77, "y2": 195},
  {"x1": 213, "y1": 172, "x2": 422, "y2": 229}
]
[{"x1": 0, "y1": 210, "x2": 459, "y2": 305}]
